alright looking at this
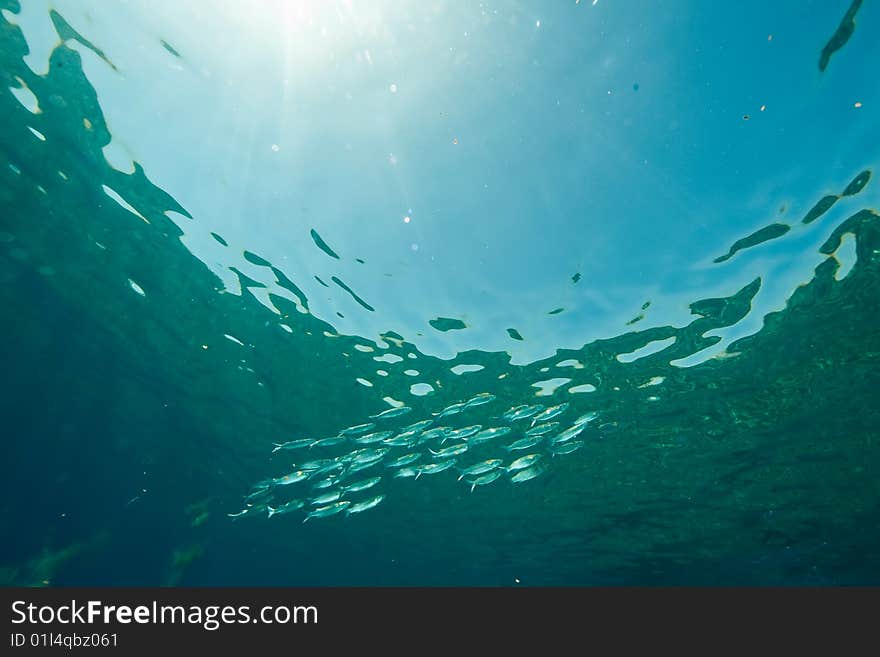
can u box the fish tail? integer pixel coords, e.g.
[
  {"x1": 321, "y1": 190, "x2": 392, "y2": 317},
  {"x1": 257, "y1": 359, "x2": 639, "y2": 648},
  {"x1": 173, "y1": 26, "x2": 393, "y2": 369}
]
[
  {"x1": 457, "y1": 473, "x2": 464, "y2": 481},
  {"x1": 267, "y1": 506, "x2": 276, "y2": 518},
  {"x1": 271, "y1": 443, "x2": 283, "y2": 453},
  {"x1": 470, "y1": 483, "x2": 476, "y2": 493},
  {"x1": 415, "y1": 471, "x2": 421, "y2": 480}
]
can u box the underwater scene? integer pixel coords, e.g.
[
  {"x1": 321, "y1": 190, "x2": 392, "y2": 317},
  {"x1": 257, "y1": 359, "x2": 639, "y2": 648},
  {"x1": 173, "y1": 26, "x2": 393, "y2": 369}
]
[{"x1": 1, "y1": 0, "x2": 878, "y2": 586}]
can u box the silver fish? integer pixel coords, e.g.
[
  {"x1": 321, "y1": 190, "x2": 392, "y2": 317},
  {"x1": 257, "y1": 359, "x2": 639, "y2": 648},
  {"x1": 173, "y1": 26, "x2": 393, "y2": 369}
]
[
  {"x1": 465, "y1": 393, "x2": 496, "y2": 407},
  {"x1": 550, "y1": 440, "x2": 583, "y2": 456},
  {"x1": 468, "y1": 426, "x2": 512, "y2": 445},
  {"x1": 416, "y1": 459, "x2": 457, "y2": 478},
  {"x1": 346, "y1": 494, "x2": 386, "y2": 516},
  {"x1": 435, "y1": 401, "x2": 468, "y2": 418},
  {"x1": 418, "y1": 427, "x2": 450, "y2": 443},
  {"x1": 310, "y1": 477, "x2": 340, "y2": 490},
  {"x1": 369, "y1": 406, "x2": 413, "y2": 420},
  {"x1": 351, "y1": 447, "x2": 389, "y2": 464},
  {"x1": 385, "y1": 453, "x2": 421, "y2": 468},
  {"x1": 525, "y1": 421, "x2": 560, "y2": 438},
  {"x1": 274, "y1": 470, "x2": 310, "y2": 486},
  {"x1": 342, "y1": 476, "x2": 382, "y2": 493},
  {"x1": 383, "y1": 433, "x2": 418, "y2": 447},
  {"x1": 303, "y1": 500, "x2": 350, "y2": 522},
  {"x1": 573, "y1": 411, "x2": 599, "y2": 426},
  {"x1": 267, "y1": 499, "x2": 304, "y2": 517},
  {"x1": 466, "y1": 469, "x2": 503, "y2": 492},
  {"x1": 308, "y1": 462, "x2": 345, "y2": 478},
  {"x1": 347, "y1": 458, "x2": 383, "y2": 475},
  {"x1": 511, "y1": 463, "x2": 546, "y2": 483},
  {"x1": 507, "y1": 453, "x2": 542, "y2": 472},
  {"x1": 500, "y1": 404, "x2": 544, "y2": 422},
  {"x1": 353, "y1": 430, "x2": 395, "y2": 445},
  {"x1": 503, "y1": 435, "x2": 544, "y2": 451},
  {"x1": 244, "y1": 487, "x2": 270, "y2": 502},
  {"x1": 551, "y1": 424, "x2": 586, "y2": 444},
  {"x1": 499, "y1": 405, "x2": 529, "y2": 421},
  {"x1": 299, "y1": 459, "x2": 332, "y2": 471},
  {"x1": 442, "y1": 425, "x2": 482, "y2": 443},
  {"x1": 338, "y1": 423, "x2": 376, "y2": 436},
  {"x1": 310, "y1": 490, "x2": 342, "y2": 505},
  {"x1": 310, "y1": 436, "x2": 347, "y2": 449},
  {"x1": 530, "y1": 402, "x2": 569, "y2": 425},
  {"x1": 429, "y1": 443, "x2": 469, "y2": 458},
  {"x1": 341, "y1": 448, "x2": 369, "y2": 463},
  {"x1": 271, "y1": 438, "x2": 313, "y2": 453},
  {"x1": 400, "y1": 419, "x2": 434, "y2": 433},
  {"x1": 458, "y1": 458, "x2": 504, "y2": 480}
]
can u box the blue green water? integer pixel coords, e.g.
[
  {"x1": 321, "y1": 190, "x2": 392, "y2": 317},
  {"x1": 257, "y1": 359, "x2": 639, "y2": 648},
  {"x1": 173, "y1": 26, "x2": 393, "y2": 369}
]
[{"x1": 1, "y1": 0, "x2": 878, "y2": 585}]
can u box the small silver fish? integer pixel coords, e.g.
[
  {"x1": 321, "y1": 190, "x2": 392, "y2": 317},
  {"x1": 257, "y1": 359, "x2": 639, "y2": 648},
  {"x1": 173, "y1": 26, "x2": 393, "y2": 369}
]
[
  {"x1": 465, "y1": 393, "x2": 496, "y2": 407},
  {"x1": 467, "y1": 426, "x2": 512, "y2": 445},
  {"x1": 308, "y1": 462, "x2": 345, "y2": 479},
  {"x1": 244, "y1": 487, "x2": 270, "y2": 502},
  {"x1": 416, "y1": 459, "x2": 456, "y2": 478},
  {"x1": 530, "y1": 402, "x2": 569, "y2": 426},
  {"x1": 369, "y1": 406, "x2": 413, "y2": 420},
  {"x1": 342, "y1": 476, "x2": 382, "y2": 493},
  {"x1": 435, "y1": 401, "x2": 468, "y2": 418},
  {"x1": 383, "y1": 434, "x2": 418, "y2": 447},
  {"x1": 271, "y1": 439, "x2": 313, "y2": 453},
  {"x1": 303, "y1": 500, "x2": 351, "y2": 522},
  {"x1": 466, "y1": 469, "x2": 503, "y2": 492},
  {"x1": 400, "y1": 419, "x2": 435, "y2": 433},
  {"x1": 551, "y1": 424, "x2": 586, "y2": 444},
  {"x1": 299, "y1": 459, "x2": 332, "y2": 471},
  {"x1": 310, "y1": 436, "x2": 347, "y2": 449},
  {"x1": 525, "y1": 421, "x2": 560, "y2": 438},
  {"x1": 310, "y1": 490, "x2": 342, "y2": 506},
  {"x1": 573, "y1": 411, "x2": 599, "y2": 426},
  {"x1": 353, "y1": 430, "x2": 395, "y2": 444},
  {"x1": 310, "y1": 477, "x2": 339, "y2": 490},
  {"x1": 458, "y1": 459, "x2": 504, "y2": 480},
  {"x1": 499, "y1": 405, "x2": 529, "y2": 421},
  {"x1": 511, "y1": 463, "x2": 546, "y2": 483},
  {"x1": 267, "y1": 499, "x2": 304, "y2": 517},
  {"x1": 274, "y1": 470, "x2": 310, "y2": 486},
  {"x1": 442, "y1": 425, "x2": 482, "y2": 443},
  {"x1": 507, "y1": 453, "x2": 542, "y2": 472},
  {"x1": 429, "y1": 443, "x2": 469, "y2": 458},
  {"x1": 338, "y1": 423, "x2": 376, "y2": 436},
  {"x1": 501, "y1": 404, "x2": 544, "y2": 422},
  {"x1": 346, "y1": 494, "x2": 386, "y2": 516},
  {"x1": 550, "y1": 440, "x2": 583, "y2": 456},
  {"x1": 503, "y1": 435, "x2": 544, "y2": 451},
  {"x1": 418, "y1": 427, "x2": 450, "y2": 443},
  {"x1": 347, "y1": 458, "x2": 383, "y2": 475},
  {"x1": 385, "y1": 453, "x2": 421, "y2": 468},
  {"x1": 351, "y1": 448, "x2": 389, "y2": 464}
]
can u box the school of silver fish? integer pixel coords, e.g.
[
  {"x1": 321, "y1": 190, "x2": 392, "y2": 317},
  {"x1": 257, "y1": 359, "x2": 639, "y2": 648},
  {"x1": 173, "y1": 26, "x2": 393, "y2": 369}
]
[{"x1": 229, "y1": 394, "x2": 605, "y2": 522}]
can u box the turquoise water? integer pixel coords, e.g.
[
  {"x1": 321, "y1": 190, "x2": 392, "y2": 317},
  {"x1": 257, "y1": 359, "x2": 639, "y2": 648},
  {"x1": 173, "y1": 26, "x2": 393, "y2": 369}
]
[{"x1": 1, "y1": 0, "x2": 878, "y2": 585}]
